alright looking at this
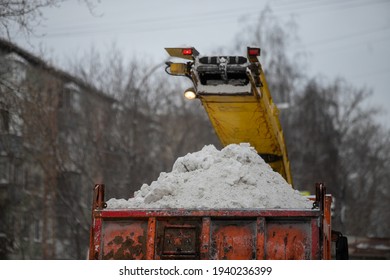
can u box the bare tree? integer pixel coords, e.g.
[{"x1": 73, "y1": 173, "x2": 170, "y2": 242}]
[
  {"x1": 232, "y1": 5, "x2": 304, "y2": 105},
  {"x1": 70, "y1": 47, "x2": 219, "y2": 198},
  {"x1": 285, "y1": 77, "x2": 390, "y2": 236},
  {"x1": 0, "y1": 0, "x2": 97, "y2": 38},
  {"x1": 233, "y1": 7, "x2": 390, "y2": 238}
]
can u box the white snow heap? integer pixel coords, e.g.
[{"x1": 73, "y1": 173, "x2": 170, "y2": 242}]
[{"x1": 106, "y1": 143, "x2": 313, "y2": 209}]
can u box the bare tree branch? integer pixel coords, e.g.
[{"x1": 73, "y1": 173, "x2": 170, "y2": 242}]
[{"x1": 0, "y1": 0, "x2": 99, "y2": 39}]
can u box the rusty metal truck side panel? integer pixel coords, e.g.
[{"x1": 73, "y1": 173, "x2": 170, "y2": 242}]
[
  {"x1": 89, "y1": 184, "x2": 332, "y2": 260},
  {"x1": 90, "y1": 209, "x2": 324, "y2": 260}
]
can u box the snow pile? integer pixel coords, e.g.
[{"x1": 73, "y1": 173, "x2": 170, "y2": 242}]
[{"x1": 106, "y1": 143, "x2": 312, "y2": 209}]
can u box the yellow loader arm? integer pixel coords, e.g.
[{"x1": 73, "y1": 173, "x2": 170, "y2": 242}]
[{"x1": 165, "y1": 47, "x2": 293, "y2": 185}]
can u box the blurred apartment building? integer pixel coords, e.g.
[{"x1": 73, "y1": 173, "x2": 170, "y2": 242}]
[{"x1": 0, "y1": 38, "x2": 121, "y2": 259}]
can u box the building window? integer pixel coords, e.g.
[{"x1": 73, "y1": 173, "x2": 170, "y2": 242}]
[
  {"x1": 59, "y1": 83, "x2": 81, "y2": 112},
  {"x1": 0, "y1": 157, "x2": 9, "y2": 184},
  {"x1": 4, "y1": 52, "x2": 27, "y2": 85},
  {"x1": 33, "y1": 218, "x2": 41, "y2": 242},
  {"x1": 56, "y1": 171, "x2": 81, "y2": 239},
  {"x1": 0, "y1": 104, "x2": 9, "y2": 133},
  {"x1": 9, "y1": 112, "x2": 23, "y2": 137},
  {"x1": 0, "y1": 103, "x2": 22, "y2": 136},
  {"x1": 13, "y1": 163, "x2": 25, "y2": 186},
  {"x1": 21, "y1": 214, "x2": 29, "y2": 239}
]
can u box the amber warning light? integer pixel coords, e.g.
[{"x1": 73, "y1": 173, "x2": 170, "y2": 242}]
[{"x1": 182, "y1": 48, "x2": 193, "y2": 55}]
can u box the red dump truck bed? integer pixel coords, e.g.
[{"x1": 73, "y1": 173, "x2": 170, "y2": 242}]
[{"x1": 89, "y1": 184, "x2": 332, "y2": 260}]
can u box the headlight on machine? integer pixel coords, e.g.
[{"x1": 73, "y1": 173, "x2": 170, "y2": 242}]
[{"x1": 184, "y1": 87, "x2": 197, "y2": 100}]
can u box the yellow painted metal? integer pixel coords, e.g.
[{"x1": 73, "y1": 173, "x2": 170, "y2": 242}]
[
  {"x1": 257, "y1": 67, "x2": 292, "y2": 185},
  {"x1": 165, "y1": 47, "x2": 197, "y2": 60},
  {"x1": 169, "y1": 63, "x2": 188, "y2": 75},
  {"x1": 198, "y1": 64, "x2": 293, "y2": 185}
]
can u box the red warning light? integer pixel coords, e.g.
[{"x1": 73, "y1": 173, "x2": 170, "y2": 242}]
[
  {"x1": 182, "y1": 48, "x2": 193, "y2": 55},
  {"x1": 248, "y1": 47, "x2": 260, "y2": 56}
]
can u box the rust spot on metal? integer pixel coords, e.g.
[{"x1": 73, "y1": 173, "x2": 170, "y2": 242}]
[
  {"x1": 266, "y1": 221, "x2": 311, "y2": 260},
  {"x1": 155, "y1": 218, "x2": 201, "y2": 259},
  {"x1": 211, "y1": 220, "x2": 256, "y2": 260},
  {"x1": 256, "y1": 217, "x2": 266, "y2": 259},
  {"x1": 93, "y1": 184, "x2": 107, "y2": 210},
  {"x1": 102, "y1": 220, "x2": 148, "y2": 260},
  {"x1": 162, "y1": 226, "x2": 197, "y2": 255},
  {"x1": 107, "y1": 235, "x2": 123, "y2": 246},
  {"x1": 200, "y1": 217, "x2": 211, "y2": 259}
]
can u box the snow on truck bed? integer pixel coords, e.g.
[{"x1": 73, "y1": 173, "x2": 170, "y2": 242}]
[{"x1": 106, "y1": 143, "x2": 312, "y2": 209}]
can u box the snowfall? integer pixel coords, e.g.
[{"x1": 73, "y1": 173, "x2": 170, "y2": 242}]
[{"x1": 106, "y1": 143, "x2": 313, "y2": 209}]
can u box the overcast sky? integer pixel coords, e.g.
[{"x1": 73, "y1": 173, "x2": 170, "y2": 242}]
[{"x1": 12, "y1": 0, "x2": 390, "y2": 127}]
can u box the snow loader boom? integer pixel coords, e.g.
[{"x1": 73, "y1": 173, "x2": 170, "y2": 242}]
[
  {"x1": 165, "y1": 47, "x2": 292, "y2": 185},
  {"x1": 87, "y1": 47, "x2": 349, "y2": 260}
]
